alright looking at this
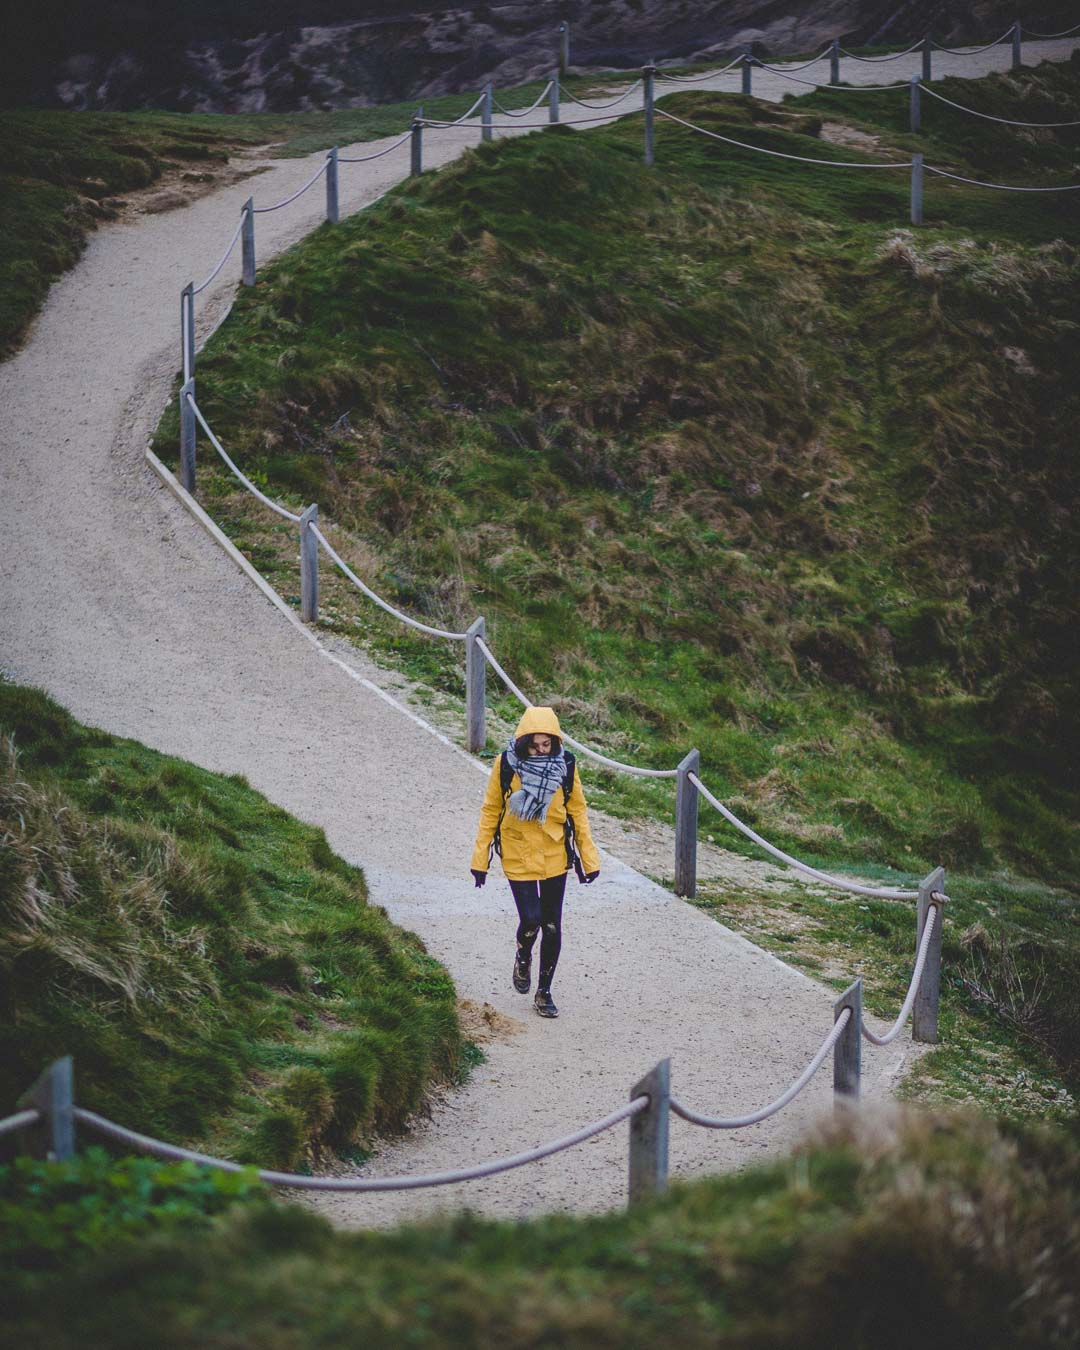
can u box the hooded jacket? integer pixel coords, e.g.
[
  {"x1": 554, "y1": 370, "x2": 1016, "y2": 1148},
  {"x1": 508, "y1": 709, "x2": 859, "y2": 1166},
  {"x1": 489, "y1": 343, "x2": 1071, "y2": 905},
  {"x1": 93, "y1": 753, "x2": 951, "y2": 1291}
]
[{"x1": 471, "y1": 706, "x2": 601, "y2": 882}]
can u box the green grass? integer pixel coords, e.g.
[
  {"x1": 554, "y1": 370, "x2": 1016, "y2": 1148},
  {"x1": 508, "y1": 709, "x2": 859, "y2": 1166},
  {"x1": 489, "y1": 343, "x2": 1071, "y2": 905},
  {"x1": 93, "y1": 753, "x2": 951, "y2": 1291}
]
[
  {"x1": 4, "y1": 1110, "x2": 1078, "y2": 1348},
  {"x1": 0, "y1": 680, "x2": 462, "y2": 1168}
]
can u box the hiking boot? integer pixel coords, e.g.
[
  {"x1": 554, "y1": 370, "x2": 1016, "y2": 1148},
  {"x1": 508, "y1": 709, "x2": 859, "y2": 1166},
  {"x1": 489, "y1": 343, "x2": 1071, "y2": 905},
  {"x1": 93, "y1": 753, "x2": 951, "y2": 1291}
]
[
  {"x1": 512, "y1": 952, "x2": 531, "y2": 994},
  {"x1": 534, "y1": 989, "x2": 558, "y2": 1018}
]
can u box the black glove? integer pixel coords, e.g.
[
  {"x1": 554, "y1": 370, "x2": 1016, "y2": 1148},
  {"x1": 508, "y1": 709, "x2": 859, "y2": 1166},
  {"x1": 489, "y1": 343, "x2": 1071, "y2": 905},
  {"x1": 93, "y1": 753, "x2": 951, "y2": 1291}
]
[
  {"x1": 584, "y1": 870, "x2": 599, "y2": 885},
  {"x1": 471, "y1": 869, "x2": 487, "y2": 888}
]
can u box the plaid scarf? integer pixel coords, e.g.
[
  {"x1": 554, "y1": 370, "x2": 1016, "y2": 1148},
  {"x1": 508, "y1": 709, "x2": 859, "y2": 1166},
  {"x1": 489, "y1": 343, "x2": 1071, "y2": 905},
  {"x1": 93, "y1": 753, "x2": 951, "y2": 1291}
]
[{"x1": 505, "y1": 738, "x2": 568, "y2": 824}]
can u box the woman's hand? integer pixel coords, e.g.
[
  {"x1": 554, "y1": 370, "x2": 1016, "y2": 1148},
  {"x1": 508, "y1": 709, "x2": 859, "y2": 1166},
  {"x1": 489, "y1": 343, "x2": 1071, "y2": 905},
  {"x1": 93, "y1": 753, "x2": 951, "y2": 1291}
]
[
  {"x1": 584, "y1": 870, "x2": 599, "y2": 885},
  {"x1": 471, "y1": 869, "x2": 487, "y2": 888}
]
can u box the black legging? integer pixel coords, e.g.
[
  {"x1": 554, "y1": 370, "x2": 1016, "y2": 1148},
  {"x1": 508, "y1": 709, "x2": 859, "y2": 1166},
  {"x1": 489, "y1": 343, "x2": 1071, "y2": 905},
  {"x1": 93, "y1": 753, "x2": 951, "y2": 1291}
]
[{"x1": 509, "y1": 873, "x2": 567, "y2": 992}]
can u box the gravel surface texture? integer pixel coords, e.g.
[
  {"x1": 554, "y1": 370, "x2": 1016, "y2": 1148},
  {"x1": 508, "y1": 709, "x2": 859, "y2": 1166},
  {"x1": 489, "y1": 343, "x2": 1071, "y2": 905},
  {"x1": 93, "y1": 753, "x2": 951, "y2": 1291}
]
[{"x1": 3, "y1": 38, "x2": 1074, "y2": 1226}]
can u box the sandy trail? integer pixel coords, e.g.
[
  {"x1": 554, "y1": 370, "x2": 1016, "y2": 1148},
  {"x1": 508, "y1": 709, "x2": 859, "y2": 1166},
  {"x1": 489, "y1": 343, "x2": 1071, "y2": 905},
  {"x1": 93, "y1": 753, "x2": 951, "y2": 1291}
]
[{"x1": 2, "y1": 39, "x2": 1073, "y2": 1227}]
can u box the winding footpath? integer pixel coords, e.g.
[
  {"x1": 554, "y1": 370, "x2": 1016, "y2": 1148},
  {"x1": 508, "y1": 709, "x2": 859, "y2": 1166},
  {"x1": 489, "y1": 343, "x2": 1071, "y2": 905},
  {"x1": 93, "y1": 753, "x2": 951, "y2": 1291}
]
[{"x1": 2, "y1": 37, "x2": 1076, "y2": 1227}]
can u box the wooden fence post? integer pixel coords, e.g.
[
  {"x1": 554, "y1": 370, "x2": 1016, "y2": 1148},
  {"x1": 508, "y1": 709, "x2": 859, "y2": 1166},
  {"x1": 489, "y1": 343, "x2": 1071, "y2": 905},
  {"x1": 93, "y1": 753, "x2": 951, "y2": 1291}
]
[
  {"x1": 181, "y1": 282, "x2": 195, "y2": 383},
  {"x1": 411, "y1": 110, "x2": 423, "y2": 176},
  {"x1": 18, "y1": 1057, "x2": 75, "y2": 1161},
  {"x1": 465, "y1": 616, "x2": 486, "y2": 753},
  {"x1": 550, "y1": 70, "x2": 560, "y2": 123},
  {"x1": 833, "y1": 978, "x2": 862, "y2": 1106},
  {"x1": 922, "y1": 35, "x2": 932, "y2": 81},
  {"x1": 482, "y1": 83, "x2": 493, "y2": 142},
  {"x1": 830, "y1": 38, "x2": 841, "y2": 85},
  {"x1": 299, "y1": 504, "x2": 319, "y2": 623},
  {"x1": 1011, "y1": 20, "x2": 1022, "y2": 69},
  {"x1": 643, "y1": 65, "x2": 656, "y2": 166},
  {"x1": 909, "y1": 74, "x2": 921, "y2": 132},
  {"x1": 326, "y1": 146, "x2": 339, "y2": 223},
  {"x1": 241, "y1": 199, "x2": 256, "y2": 286},
  {"x1": 674, "y1": 749, "x2": 700, "y2": 898},
  {"x1": 179, "y1": 377, "x2": 196, "y2": 494},
  {"x1": 910, "y1": 152, "x2": 924, "y2": 225},
  {"x1": 913, "y1": 866, "x2": 945, "y2": 1043},
  {"x1": 742, "y1": 47, "x2": 754, "y2": 95},
  {"x1": 628, "y1": 1059, "x2": 670, "y2": 1205},
  {"x1": 559, "y1": 20, "x2": 570, "y2": 76}
]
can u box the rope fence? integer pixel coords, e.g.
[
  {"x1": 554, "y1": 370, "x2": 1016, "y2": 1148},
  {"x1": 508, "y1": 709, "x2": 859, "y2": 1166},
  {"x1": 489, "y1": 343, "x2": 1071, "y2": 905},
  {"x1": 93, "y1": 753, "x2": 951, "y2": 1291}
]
[
  {"x1": 3, "y1": 875, "x2": 945, "y2": 1202},
  {"x1": 918, "y1": 82, "x2": 1080, "y2": 126}
]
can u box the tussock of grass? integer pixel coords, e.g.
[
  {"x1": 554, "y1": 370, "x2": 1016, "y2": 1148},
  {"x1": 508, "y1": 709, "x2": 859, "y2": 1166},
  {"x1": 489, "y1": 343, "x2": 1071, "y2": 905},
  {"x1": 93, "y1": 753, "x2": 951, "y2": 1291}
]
[
  {"x1": 0, "y1": 681, "x2": 461, "y2": 1167},
  {"x1": 6, "y1": 1110, "x2": 1078, "y2": 1347}
]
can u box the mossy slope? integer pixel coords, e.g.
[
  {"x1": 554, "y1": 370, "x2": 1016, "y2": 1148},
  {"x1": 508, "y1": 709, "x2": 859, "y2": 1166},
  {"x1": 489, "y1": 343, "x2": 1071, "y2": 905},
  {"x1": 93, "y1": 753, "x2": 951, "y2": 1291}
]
[{"x1": 0, "y1": 681, "x2": 461, "y2": 1168}]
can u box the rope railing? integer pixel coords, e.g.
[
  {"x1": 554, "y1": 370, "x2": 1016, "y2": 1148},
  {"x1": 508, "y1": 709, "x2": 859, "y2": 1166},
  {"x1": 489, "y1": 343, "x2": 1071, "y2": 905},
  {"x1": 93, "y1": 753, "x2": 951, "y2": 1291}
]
[
  {"x1": 186, "y1": 395, "x2": 301, "y2": 522},
  {"x1": 755, "y1": 66, "x2": 909, "y2": 90},
  {"x1": 861, "y1": 902, "x2": 939, "y2": 1046},
  {"x1": 560, "y1": 80, "x2": 643, "y2": 110},
  {"x1": 0, "y1": 1108, "x2": 40, "y2": 1137},
  {"x1": 654, "y1": 107, "x2": 914, "y2": 168},
  {"x1": 754, "y1": 43, "x2": 835, "y2": 73},
  {"x1": 252, "y1": 158, "x2": 329, "y2": 214},
  {"x1": 337, "y1": 129, "x2": 415, "y2": 163},
  {"x1": 655, "y1": 56, "x2": 743, "y2": 82},
  {"x1": 930, "y1": 28, "x2": 1017, "y2": 55},
  {"x1": 670, "y1": 1010, "x2": 850, "y2": 1128},
  {"x1": 1023, "y1": 18, "x2": 1080, "y2": 37},
  {"x1": 918, "y1": 83, "x2": 1080, "y2": 126},
  {"x1": 924, "y1": 163, "x2": 1080, "y2": 190},
  {"x1": 310, "y1": 523, "x2": 468, "y2": 641},
  {"x1": 420, "y1": 109, "x2": 636, "y2": 130},
  {"x1": 71, "y1": 1099, "x2": 647, "y2": 1191},
  {"x1": 839, "y1": 38, "x2": 927, "y2": 61},
  {"x1": 688, "y1": 773, "x2": 918, "y2": 899},
  {"x1": 492, "y1": 83, "x2": 554, "y2": 116},
  {"x1": 193, "y1": 217, "x2": 245, "y2": 296}
]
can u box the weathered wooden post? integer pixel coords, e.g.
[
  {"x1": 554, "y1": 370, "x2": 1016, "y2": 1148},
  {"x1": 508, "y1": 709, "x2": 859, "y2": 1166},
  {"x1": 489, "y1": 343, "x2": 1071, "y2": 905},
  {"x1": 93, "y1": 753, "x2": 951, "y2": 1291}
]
[
  {"x1": 482, "y1": 83, "x2": 494, "y2": 142},
  {"x1": 559, "y1": 20, "x2": 570, "y2": 76},
  {"x1": 909, "y1": 74, "x2": 921, "y2": 132},
  {"x1": 241, "y1": 198, "x2": 256, "y2": 286},
  {"x1": 1011, "y1": 20, "x2": 1022, "y2": 69},
  {"x1": 628, "y1": 1059, "x2": 670, "y2": 1205},
  {"x1": 910, "y1": 151, "x2": 924, "y2": 225},
  {"x1": 179, "y1": 378, "x2": 197, "y2": 494},
  {"x1": 465, "y1": 616, "x2": 486, "y2": 753},
  {"x1": 181, "y1": 282, "x2": 195, "y2": 383},
  {"x1": 830, "y1": 38, "x2": 841, "y2": 85},
  {"x1": 674, "y1": 749, "x2": 700, "y2": 898},
  {"x1": 913, "y1": 867, "x2": 946, "y2": 1043},
  {"x1": 18, "y1": 1057, "x2": 75, "y2": 1161},
  {"x1": 411, "y1": 108, "x2": 423, "y2": 176},
  {"x1": 549, "y1": 70, "x2": 560, "y2": 123},
  {"x1": 299, "y1": 504, "x2": 319, "y2": 623},
  {"x1": 833, "y1": 978, "x2": 862, "y2": 1106},
  {"x1": 643, "y1": 64, "x2": 656, "y2": 166},
  {"x1": 326, "y1": 146, "x2": 340, "y2": 223},
  {"x1": 741, "y1": 47, "x2": 754, "y2": 95},
  {"x1": 922, "y1": 34, "x2": 932, "y2": 81}
]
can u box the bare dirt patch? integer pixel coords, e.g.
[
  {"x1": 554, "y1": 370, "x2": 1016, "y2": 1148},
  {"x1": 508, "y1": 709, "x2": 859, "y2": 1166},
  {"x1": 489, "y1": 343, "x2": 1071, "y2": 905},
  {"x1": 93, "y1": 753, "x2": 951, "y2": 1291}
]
[{"x1": 458, "y1": 998, "x2": 527, "y2": 1044}]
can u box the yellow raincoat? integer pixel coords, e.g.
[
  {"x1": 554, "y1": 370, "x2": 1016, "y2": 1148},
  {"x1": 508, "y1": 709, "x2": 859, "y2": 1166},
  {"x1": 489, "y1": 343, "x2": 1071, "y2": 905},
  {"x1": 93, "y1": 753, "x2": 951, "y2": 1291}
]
[{"x1": 471, "y1": 707, "x2": 601, "y2": 882}]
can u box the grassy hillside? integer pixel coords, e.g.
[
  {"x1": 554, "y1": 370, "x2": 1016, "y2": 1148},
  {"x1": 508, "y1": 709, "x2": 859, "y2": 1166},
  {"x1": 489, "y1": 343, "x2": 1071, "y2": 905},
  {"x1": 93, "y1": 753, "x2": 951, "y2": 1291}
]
[
  {"x1": 6, "y1": 1110, "x2": 1079, "y2": 1348},
  {"x1": 153, "y1": 62, "x2": 1080, "y2": 883},
  {"x1": 0, "y1": 681, "x2": 462, "y2": 1168}
]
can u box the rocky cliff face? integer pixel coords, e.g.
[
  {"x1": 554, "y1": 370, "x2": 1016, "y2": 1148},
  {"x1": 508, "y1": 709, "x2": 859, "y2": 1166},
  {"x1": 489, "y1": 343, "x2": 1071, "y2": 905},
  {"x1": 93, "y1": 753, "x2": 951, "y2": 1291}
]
[{"x1": 26, "y1": 1, "x2": 1022, "y2": 113}]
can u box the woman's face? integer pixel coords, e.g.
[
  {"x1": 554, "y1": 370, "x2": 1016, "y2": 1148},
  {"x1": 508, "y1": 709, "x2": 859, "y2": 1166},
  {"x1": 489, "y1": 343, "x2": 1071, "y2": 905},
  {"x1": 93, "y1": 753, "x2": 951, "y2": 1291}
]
[{"x1": 528, "y1": 733, "x2": 553, "y2": 757}]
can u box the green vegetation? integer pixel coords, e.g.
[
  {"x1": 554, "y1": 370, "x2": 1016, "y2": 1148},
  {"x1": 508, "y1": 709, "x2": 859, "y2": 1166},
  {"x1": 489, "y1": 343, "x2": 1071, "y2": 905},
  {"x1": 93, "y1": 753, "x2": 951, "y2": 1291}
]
[
  {"x1": 0, "y1": 76, "x2": 558, "y2": 356},
  {"x1": 690, "y1": 873, "x2": 1078, "y2": 1122},
  {"x1": 5, "y1": 1111, "x2": 1078, "y2": 1347},
  {"x1": 0, "y1": 681, "x2": 461, "y2": 1167},
  {"x1": 1, "y1": 1149, "x2": 266, "y2": 1270}
]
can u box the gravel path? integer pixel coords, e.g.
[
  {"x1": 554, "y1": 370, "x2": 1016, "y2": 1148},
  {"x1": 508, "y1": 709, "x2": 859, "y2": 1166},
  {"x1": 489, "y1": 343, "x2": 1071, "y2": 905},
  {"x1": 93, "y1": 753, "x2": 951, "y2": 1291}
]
[{"x1": 2, "y1": 39, "x2": 1074, "y2": 1226}]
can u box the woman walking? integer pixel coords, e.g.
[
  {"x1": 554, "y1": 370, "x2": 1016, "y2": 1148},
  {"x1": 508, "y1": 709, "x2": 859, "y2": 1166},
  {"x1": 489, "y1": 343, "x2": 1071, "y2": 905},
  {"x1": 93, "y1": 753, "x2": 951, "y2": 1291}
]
[{"x1": 471, "y1": 707, "x2": 600, "y2": 1018}]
